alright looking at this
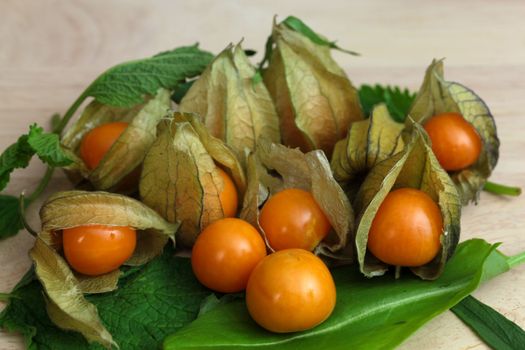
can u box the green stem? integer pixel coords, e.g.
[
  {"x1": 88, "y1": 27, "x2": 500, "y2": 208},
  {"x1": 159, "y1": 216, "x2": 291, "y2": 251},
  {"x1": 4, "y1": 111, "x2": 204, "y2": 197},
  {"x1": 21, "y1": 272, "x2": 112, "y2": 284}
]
[
  {"x1": 26, "y1": 166, "x2": 55, "y2": 204},
  {"x1": 53, "y1": 93, "x2": 87, "y2": 135},
  {"x1": 483, "y1": 181, "x2": 522, "y2": 196},
  {"x1": 19, "y1": 193, "x2": 38, "y2": 237},
  {"x1": 20, "y1": 166, "x2": 55, "y2": 237},
  {"x1": 507, "y1": 251, "x2": 525, "y2": 269},
  {"x1": 0, "y1": 293, "x2": 12, "y2": 302}
]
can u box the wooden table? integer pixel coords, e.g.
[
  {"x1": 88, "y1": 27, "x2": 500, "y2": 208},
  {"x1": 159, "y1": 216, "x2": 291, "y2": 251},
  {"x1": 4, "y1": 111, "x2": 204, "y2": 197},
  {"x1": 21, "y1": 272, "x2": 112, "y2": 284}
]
[{"x1": 1, "y1": 1, "x2": 524, "y2": 349}]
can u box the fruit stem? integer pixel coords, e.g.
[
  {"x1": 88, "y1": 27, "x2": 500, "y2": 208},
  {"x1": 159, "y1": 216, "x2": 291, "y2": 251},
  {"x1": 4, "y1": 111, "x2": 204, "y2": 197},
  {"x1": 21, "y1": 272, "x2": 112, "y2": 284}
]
[
  {"x1": 395, "y1": 266, "x2": 402, "y2": 279},
  {"x1": 53, "y1": 93, "x2": 87, "y2": 135},
  {"x1": 26, "y1": 166, "x2": 55, "y2": 204},
  {"x1": 483, "y1": 181, "x2": 522, "y2": 196}
]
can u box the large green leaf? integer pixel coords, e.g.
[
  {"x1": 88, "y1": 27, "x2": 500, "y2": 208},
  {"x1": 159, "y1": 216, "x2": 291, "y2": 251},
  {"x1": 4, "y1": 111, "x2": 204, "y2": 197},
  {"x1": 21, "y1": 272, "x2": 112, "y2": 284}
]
[
  {"x1": 451, "y1": 295, "x2": 525, "y2": 350},
  {"x1": 408, "y1": 60, "x2": 499, "y2": 204},
  {"x1": 163, "y1": 239, "x2": 513, "y2": 350},
  {"x1": 84, "y1": 45, "x2": 214, "y2": 107}
]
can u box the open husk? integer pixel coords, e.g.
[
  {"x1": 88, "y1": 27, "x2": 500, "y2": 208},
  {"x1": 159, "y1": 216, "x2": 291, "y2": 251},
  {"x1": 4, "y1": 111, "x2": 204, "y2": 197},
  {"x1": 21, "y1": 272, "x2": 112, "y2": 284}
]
[
  {"x1": 61, "y1": 89, "x2": 172, "y2": 191},
  {"x1": 240, "y1": 140, "x2": 354, "y2": 262},
  {"x1": 408, "y1": 60, "x2": 499, "y2": 204},
  {"x1": 353, "y1": 124, "x2": 461, "y2": 280},
  {"x1": 31, "y1": 190, "x2": 179, "y2": 348}
]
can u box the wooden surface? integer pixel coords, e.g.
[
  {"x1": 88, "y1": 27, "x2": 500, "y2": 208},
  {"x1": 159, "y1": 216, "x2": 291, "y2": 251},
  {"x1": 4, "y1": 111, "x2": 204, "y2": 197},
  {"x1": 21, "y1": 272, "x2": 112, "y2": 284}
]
[{"x1": 1, "y1": 0, "x2": 524, "y2": 349}]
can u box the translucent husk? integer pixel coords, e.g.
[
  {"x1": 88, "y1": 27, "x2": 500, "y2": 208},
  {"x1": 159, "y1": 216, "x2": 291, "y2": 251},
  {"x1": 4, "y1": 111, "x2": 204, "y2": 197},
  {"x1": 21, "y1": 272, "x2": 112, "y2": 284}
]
[
  {"x1": 353, "y1": 124, "x2": 462, "y2": 280},
  {"x1": 263, "y1": 19, "x2": 363, "y2": 157},
  {"x1": 31, "y1": 190, "x2": 179, "y2": 348},
  {"x1": 140, "y1": 113, "x2": 246, "y2": 247},
  {"x1": 408, "y1": 60, "x2": 499, "y2": 204},
  {"x1": 61, "y1": 89, "x2": 172, "y2": 191},
  {"x1": 240, "y1": 140, "x2": 354, "y2": 262},
  {"x1": 180, "y1": 44, "x2": 280, "y2": 162}
]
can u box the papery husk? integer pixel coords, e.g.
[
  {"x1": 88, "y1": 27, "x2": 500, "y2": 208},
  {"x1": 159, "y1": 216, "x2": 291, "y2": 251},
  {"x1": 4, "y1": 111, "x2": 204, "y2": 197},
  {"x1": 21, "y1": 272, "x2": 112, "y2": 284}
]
[
  {"x1": 240, "y1": 140, "x2": 354, "y2": 261},
  {"x1": 331, "y1": 104, "x2": 405, "y2": 199},
  {"x1": 140, "y1": 113, "x2": 246, "y2": 247},
  {"x1": 263, "y1": 19, "x2": 363, "y2": 157},
  {"x1": 408, "y1": 60, "x2": 499, "y2": 204},
  {"x1": 180, "y1": 44, "x2": 280, "y2": 161},
  {"x1": 31, "y1": 190, "x2": 179, "y2": 348},
  {"x1": 354, "y1": 124, "x2": 461, "y2": 280},
  {"x1": 61, "y1": 89, "x2": 172, "y2": 191}
]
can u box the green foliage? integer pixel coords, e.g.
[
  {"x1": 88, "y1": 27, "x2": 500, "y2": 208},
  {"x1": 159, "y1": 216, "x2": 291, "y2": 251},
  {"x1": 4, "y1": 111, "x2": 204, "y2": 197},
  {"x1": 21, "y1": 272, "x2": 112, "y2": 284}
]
[
  {"x1": 164, "y1": 239, "x2": 512, "y2": 350},
  {"x1": 282, "y1": 16, "x2": 359, "y2": 55},
  {"x1": 0, "y1": 135, "x2": 34, "y2": 191},
  {"x1": 171, "y1": 80, "x2": 196, "y2": 104},
  {"x1": 0, "y1": 195, "x2": 23, "y2": 239},
  {"x1": 358, "y1": 84, "x2": 416, "y2": 122},
  {"x1": 451, "y1": 296, "x2": 525, "y2": 350},
  {"x1": 0, "y1": 124, "x2": 72, "y2": 192},
  {"x1": 0, "y1": 248, "x2": 210, "y2": 349},
  {"x1": 84, "y1": 45, "x2": 214, "y2": 107},
  {"x1": 27, "y1": 124, "x2": 73, "y2": 167}
]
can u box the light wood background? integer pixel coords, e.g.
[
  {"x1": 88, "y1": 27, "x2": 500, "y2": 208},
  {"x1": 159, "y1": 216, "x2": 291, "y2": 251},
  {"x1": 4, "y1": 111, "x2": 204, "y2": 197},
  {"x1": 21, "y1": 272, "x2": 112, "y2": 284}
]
[{"x1": 1, "y1": 1, "x2": 524, "y2": 349}]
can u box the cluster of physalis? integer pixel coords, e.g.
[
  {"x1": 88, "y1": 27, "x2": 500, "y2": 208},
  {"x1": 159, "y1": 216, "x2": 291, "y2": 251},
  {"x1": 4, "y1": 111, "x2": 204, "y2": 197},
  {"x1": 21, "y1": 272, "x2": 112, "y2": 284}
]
[{"x1": 25, "y1": 17, "x2": 499, "y2": 348}]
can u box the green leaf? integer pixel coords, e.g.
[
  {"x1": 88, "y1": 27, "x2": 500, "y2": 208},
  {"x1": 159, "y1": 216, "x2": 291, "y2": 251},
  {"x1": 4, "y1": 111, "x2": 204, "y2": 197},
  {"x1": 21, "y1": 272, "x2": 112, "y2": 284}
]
[
  {"x1": 171, "y1": 80, "x2": 196, "y2": 104},
  {"x1": 198, "y1": 293, "x2": 245, "y2": 317},
  {"x1": 164, "y1": 239, "x2": 514, "y2": 350},
  {"x1": 0, "y1": 123, "x2": 72, "y2": 192},
  {"x1": 27, "y1": 124, "x2": 72, "y2": 167},
  {"x1": 358, "y1": 84, "x2": 416, "y2": 122},
  {"x1": 0, "y1": 135, "x2": 34, "y2": 191},
  {"x1": 0, "y1": 248, "x2": 211, "y2": 350},
  {"x1": 0, "y1": 195, "x2": 24, "y2": 239},
  {"x1": 451, "y1": 296, "x2": 525, "y2": 350},
  {"x1": 83, "y1": 45, "x2": 214, "y2": 107},
  {"x1": 282, "y1": 16, "x2": 359, "y2": 55}
]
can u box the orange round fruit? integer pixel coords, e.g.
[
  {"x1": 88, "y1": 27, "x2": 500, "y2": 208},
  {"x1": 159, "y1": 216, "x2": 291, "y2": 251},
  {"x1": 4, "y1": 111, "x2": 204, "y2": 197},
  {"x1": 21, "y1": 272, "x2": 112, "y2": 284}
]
[
  {"x1": 367, "y1": 188, "x2": 443, "y2": 267},
  {"x1": 246, "y1": 249, "x2": 336, "y2": 333},
  {"x1": 423, "y1": 112, "x2": 482, "y2": 171},
  {"x1": 62, "y1": 225, "x2": 137, "y2": 276},
  {"x1": 191, "y1": 218, "x2": 266, "y2": 293},
  {"x1": 216, "y1": 167, "x2": 238, "y2": 217},
  {"x1": 259, "y1": 188, "x2": 331, "y2": 251},
  {"x1": 80, "y1": 122, "x2": 128, "y2": 170}
]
